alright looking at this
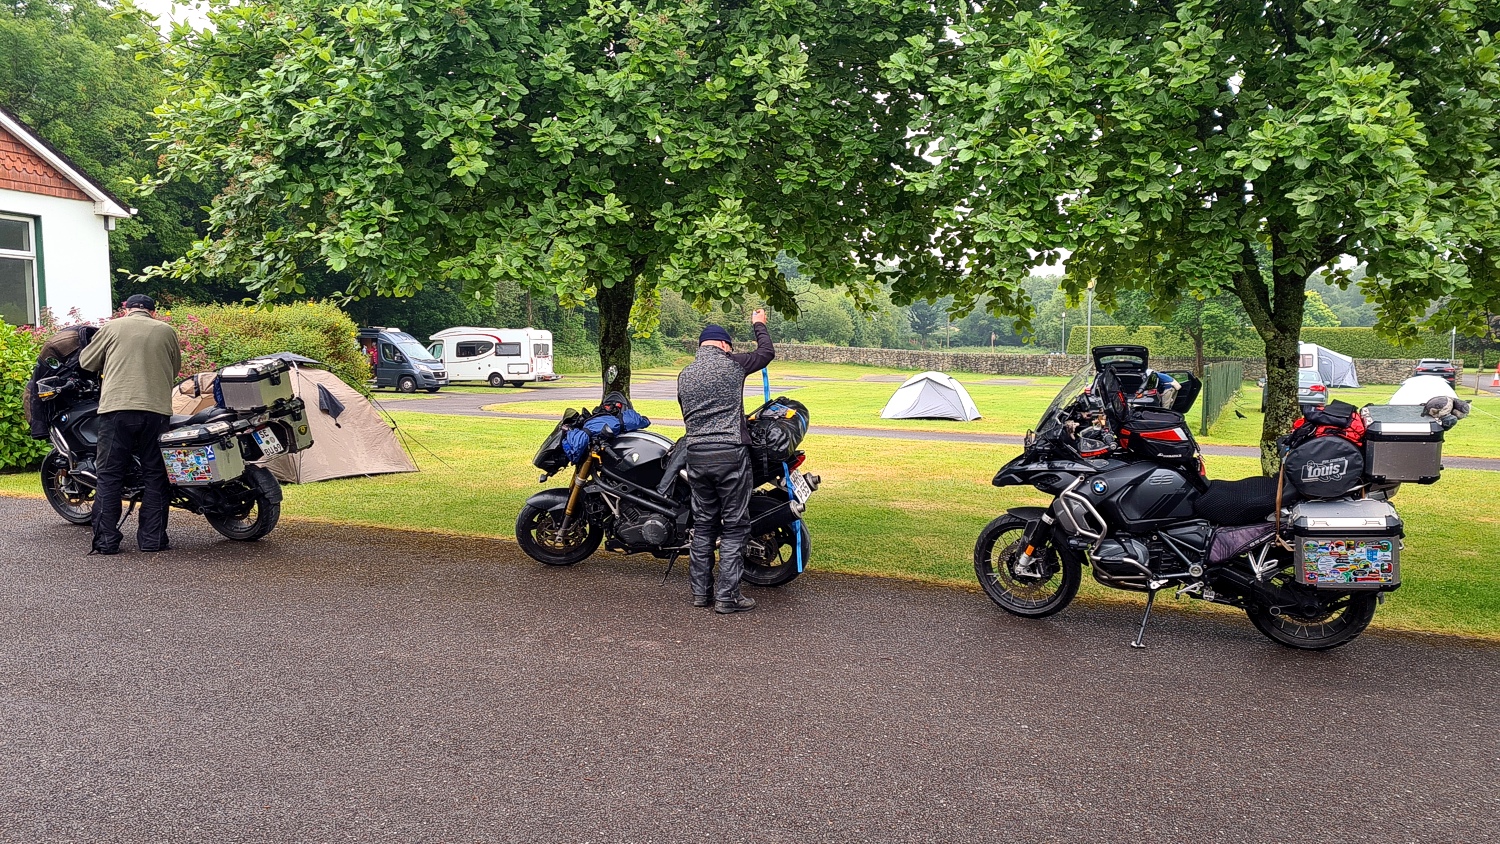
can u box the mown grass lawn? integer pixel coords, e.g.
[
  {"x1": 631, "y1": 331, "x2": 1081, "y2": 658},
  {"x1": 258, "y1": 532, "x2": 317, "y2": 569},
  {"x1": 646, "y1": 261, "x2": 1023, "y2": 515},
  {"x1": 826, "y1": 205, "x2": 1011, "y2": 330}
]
[
  {"x1": 4, "y1": 409, "x2": 1495, "y2": 639},
  {"x1": 488, "y1": 362, "x2": 1500, "y2": 458}
]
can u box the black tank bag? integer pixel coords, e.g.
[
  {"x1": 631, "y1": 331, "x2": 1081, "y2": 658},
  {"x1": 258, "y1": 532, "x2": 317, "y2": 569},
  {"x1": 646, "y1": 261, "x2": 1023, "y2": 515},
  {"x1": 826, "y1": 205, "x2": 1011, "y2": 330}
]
[{"x1": 747, "y1": 396, "x2": 809, "y2": 484}]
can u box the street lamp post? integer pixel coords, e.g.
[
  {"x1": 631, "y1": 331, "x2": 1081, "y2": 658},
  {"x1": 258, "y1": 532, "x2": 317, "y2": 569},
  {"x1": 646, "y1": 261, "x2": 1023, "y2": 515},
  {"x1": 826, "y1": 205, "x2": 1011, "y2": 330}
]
[
  {"x1": 1060, "y1": 308, "x2": 1067, "y2": 355},
  {"x1": 1086, "y1": 280, "x2": 1096, "y2": 354}
]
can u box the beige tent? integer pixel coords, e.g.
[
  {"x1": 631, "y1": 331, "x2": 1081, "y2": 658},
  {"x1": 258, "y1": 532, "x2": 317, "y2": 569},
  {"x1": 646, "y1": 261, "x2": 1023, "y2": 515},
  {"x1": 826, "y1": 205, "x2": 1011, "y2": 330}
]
[{"x1": 172, "y1": 364, "x2": 416, "y2": 483}]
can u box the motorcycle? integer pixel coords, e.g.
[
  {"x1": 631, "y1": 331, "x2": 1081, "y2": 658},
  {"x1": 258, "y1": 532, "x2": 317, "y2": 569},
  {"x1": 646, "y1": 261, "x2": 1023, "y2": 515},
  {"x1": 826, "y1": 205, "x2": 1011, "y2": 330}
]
[
  {"x1": 515, "y1": 395, "x2": 820, "y2": 587},
  {"x1": 35, "y1": 366, "x2": 313, "y2": 543},
  {"x1": 974, "y1": 354, "x2": 1422, "y2": 651}
]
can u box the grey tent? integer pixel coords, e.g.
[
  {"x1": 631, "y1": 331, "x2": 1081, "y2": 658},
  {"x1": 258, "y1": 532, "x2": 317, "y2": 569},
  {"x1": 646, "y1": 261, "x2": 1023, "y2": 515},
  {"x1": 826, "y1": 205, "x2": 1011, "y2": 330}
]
[
  {"x1": 172, "y1": 362, "x2": 416, "y2": 483},
  {"x1": 1300, "y1": 342, "x2": 1360, "y2": 388},
  {"x1": 879, "y1": 371, "x2": 982, "y2": 421}
]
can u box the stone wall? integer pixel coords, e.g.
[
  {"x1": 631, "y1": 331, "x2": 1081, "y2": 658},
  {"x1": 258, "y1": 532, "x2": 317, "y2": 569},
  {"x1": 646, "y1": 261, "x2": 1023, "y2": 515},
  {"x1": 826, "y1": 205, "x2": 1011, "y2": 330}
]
[{"x1": 769, "y1": 343, "x2": 1455, "y2": 385}]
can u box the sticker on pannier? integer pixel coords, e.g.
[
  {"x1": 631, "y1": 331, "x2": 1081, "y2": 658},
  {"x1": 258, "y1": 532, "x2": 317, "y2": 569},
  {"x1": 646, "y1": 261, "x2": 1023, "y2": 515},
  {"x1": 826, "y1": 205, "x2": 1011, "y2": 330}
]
[{"x1": 1297, "y1": 538, "x2": 1398, "y2": 587}]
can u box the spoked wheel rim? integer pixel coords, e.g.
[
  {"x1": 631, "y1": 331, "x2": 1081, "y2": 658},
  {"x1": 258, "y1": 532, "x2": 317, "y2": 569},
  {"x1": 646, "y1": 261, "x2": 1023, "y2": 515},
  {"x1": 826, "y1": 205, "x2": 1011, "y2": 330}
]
[
  {"x1": 44, "y1": 462, "x2": 95, "y2": 523},
  {"x1": 983, "y1": 527, "x2": 1065, "y2": 609},
  {"x1": 1247, "y1": 572, "x2": 1378, "y2": 650},
  {"x1": 219, "y1": 501, "x2": 260, "y2": 532},
  {"x1": 973, "y1": 515, "x2": 1079, "y2": 618}
]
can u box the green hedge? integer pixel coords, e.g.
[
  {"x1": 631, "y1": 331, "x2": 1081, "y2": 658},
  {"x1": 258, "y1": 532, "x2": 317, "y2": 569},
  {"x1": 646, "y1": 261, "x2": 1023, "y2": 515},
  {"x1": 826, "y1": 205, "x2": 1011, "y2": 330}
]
[
  {"x1": 0, "y1": 325, "x2": 49, "y2": 471},
  {"x1": 165, "y1": 303, "x2": 371, "y2": 392},
  {"x1": 1068, "y1": 325, "x2": 1452, "y2": 359}
]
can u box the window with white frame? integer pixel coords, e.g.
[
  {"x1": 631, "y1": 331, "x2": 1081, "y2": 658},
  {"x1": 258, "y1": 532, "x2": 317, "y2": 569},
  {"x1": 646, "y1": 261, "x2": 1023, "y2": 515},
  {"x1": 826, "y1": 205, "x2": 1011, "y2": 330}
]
[{"x1": 0, "y1": 214, "x2": 37, "y2": 326}]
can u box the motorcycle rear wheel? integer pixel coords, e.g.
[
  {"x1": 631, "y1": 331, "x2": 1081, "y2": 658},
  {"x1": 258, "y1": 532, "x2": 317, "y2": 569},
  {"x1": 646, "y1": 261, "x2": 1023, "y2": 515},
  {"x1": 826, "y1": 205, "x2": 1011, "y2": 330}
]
[
  {"x1": 206, "y1": 492, "x2": 281, "y2": 541},
  {"x1": 1246, "y1": 588, "x2": 1377, "y2": 651},
  {"x1": 974, "y1": 514, "x2": 1080, "y2": 618},
  {"x1": 742, "y1": 523, "x2": 810, "y2": 587},
  {"x1": 41, "y1": 451, "x2": 94, "y2": 525},
  {"x1": 516, "y1": 504, "x2": 601, "y2": 566}
]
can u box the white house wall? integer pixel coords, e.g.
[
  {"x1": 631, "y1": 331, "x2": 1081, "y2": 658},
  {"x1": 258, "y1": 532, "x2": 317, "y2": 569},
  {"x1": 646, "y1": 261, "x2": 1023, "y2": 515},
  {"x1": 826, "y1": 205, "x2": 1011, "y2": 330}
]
[{"x1": 0, "y1": 187, "x2": 114, "y2": 323}]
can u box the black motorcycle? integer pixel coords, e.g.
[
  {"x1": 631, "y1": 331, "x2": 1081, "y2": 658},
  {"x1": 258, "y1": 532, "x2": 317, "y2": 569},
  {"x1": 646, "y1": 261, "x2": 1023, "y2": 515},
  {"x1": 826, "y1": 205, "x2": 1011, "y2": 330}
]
[
  {"x1": 515, "y1": 396, "x2": 819, "y2": 587},
  {"x1": 36, "y1": 373, "x2": 311, "y2": 542},
  {"x1": 975, "y1": 358, "x2": 1416, "y2": 651}
]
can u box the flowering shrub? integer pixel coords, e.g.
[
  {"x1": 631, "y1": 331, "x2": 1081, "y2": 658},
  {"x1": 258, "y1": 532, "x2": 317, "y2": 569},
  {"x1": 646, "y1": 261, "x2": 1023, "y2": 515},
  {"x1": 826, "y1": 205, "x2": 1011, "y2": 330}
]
[
  {"x1": 163, "y1": 302, "x2": 371, "y2": 392},
  {"x1": 0, "y1": 323, "x2": 49, "y2": 470}
]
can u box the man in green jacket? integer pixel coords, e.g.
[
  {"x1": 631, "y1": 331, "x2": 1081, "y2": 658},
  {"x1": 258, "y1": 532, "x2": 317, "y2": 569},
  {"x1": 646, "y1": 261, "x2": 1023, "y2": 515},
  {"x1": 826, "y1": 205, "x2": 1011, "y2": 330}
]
[{"x1": 79, "y1": 294, "x2": 182, "y2": 554}]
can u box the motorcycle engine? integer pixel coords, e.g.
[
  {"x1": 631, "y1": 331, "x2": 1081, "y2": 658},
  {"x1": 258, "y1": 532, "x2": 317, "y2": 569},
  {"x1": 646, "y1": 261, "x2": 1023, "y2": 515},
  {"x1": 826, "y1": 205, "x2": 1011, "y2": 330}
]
[
  {"x1": 614, "y1": 503, "x2": 674, "y2": 548},
  {"x1": 1091, "y1": 537, "x2": 1151, "y2": 578}
]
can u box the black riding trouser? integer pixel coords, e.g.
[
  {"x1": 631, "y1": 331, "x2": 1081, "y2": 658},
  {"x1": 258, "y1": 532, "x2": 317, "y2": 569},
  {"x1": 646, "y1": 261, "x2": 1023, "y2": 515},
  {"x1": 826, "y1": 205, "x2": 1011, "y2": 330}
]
[
  {"x1": 92, "y1": 410, "x2": 171, "y2": 553},
  {"x1": 686, "y1": 443, "x2": 753, "y2": 603}
]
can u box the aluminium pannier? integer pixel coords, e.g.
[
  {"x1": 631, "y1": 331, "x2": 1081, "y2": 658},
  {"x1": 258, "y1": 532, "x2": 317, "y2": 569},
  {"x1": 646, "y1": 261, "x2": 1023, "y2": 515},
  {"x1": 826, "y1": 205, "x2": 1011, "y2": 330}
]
[
  {"x1": 1290, "y1": 499, "x2": 1402, "y2": 590},
  {"x1": 1360, "y1": 405, "x2": 1443, "y2": 485},
  {"x1": 217, "y1": 358, "x2": 294, "y2": 412}
]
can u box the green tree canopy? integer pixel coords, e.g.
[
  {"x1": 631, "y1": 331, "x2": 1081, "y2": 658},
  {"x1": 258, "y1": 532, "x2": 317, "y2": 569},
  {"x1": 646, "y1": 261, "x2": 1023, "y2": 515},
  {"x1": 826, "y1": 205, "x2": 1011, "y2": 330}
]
[
  {"x1": 888, "y1": 0, "x2": 1500, "y2": 469},
  {"x1": 1302, "y1": 290, "x2": 1341, "y2": 328},
  {"x1": 142, "y1": 0, "x2": 949, "y2": 395}
]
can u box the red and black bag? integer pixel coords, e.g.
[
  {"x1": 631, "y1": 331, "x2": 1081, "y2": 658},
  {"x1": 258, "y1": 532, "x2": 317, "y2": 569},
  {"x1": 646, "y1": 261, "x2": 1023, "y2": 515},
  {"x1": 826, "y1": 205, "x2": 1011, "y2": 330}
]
[
  {"x1": 1283, "y1": 400, "x2": 1366, "y2": 450},
  {"x1": 1118, "y1": 408, "x2": 1198, "y2": 465}
]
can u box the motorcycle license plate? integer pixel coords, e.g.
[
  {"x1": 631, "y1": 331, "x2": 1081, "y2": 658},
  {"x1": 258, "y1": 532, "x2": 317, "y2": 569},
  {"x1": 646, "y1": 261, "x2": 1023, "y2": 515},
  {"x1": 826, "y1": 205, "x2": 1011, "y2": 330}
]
[
  {"x1": 253, "y1": 427, "x2": 285, "y2": 456},
  {"x1": 788, "y1": 470, "x2": 813, "y2": 504}
]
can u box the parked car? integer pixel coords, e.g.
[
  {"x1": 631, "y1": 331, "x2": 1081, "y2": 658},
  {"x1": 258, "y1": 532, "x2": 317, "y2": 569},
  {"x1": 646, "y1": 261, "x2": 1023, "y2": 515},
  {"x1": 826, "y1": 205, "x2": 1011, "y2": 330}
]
[
  {"x1": 427, "y1": 327, "x2": 558, "y2": 388},
  {"x1": 1259, "y1": 369, "x2": 1328, "y2": 411},
  {"x1": 357, "y1": 327, "x2": 448, "y2": 393},
  {"x1": 1413, "y1": 359, "x2": 1458, "y2": 386}
]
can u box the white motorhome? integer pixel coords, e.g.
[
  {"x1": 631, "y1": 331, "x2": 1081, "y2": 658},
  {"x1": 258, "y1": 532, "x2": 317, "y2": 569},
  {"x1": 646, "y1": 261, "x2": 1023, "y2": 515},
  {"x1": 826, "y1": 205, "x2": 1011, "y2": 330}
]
[{"x1": 428, "y1": 327, "x2": 557, "y2": 387}]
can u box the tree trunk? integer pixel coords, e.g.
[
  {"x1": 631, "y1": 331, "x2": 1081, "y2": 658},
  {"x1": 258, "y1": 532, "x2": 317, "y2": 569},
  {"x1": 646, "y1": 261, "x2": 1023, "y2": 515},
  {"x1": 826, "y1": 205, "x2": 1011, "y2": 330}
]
[
  {"x1": 1260, "y1": 323, "x2": 1301, "y2": 475},
  {"x1": 1232, "y1": 235, "x2": 1310, "y2": 475},
  {"x1": 596, "y1": 274, "x2": 637, "y2": 400}
]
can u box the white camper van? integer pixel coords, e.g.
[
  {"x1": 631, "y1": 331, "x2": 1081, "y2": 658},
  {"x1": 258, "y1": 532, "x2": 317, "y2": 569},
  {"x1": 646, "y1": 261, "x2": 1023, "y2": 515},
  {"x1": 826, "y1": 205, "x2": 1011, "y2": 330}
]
[{"x1": 427, "y1": 327, "x2": 557, "y2": 387}]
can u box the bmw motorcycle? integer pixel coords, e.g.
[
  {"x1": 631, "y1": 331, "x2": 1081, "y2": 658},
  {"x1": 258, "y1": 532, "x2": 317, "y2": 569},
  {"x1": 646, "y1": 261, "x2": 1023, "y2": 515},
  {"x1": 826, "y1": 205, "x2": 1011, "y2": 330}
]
[
  {"x1": 36, "y1": 374, "x2": 308, "y2": 542},
  {"x1": 975, "y1": 357, "x2": 1414, "y2": 651},
  {"x1": 515, "y1": 399, "x2": 820, "y2": 587}
]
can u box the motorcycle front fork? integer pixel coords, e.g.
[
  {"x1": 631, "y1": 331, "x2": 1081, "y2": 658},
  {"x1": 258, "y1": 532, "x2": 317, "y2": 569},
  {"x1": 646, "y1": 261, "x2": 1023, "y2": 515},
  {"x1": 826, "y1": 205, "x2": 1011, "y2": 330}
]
[
  {"x1": 1012, "y1": 513, "x2": 1054, "y2": 579},
  {"x1": 557, "y1": 453, "x2": 596, "y2": 536}
]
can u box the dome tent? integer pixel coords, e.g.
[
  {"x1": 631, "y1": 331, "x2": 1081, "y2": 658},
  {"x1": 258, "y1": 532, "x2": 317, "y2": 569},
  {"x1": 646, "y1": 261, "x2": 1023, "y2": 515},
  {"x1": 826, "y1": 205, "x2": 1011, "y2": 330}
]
[
  {"x1": 879, "y1": 371, "x2": 982, "y2": 421},
  {"x1": 1388, "y1": 375, "x2": 1457, "y2": 406},
  {"x1": 172, "y1": 358, "x2": 416, "y2": 483}
]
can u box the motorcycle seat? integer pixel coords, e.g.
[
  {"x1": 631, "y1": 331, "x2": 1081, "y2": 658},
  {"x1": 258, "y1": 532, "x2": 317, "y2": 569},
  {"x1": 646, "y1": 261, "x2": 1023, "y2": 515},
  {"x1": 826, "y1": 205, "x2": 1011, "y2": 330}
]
[
  {"x1": 1193, "y1": 475, "x2": 1298, "y2": 525},
  {"x1": 170, "y1": 406, "x2": 237, "y2": 428}
]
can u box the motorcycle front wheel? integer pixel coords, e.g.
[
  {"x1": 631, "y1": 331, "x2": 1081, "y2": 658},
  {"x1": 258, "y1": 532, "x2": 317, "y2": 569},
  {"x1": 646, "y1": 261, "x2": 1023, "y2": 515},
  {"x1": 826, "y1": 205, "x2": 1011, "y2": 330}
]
[
  {"x1": 974, "y1": 514, "x2": 1080, "y2": 618},
  {"x1": 742, "y1": 523, "x2": 810, "y2": 587},
  {"x1": 41, "y1": 451, "x2": 94, "y2": 525},
  {"x1": 1245, "y1": 587, "x2": 1377, "y2": 651},
  {"x1": 206, "y1": 485, "x2": 281, "y2": 541},
  {"x1": 516, "y1": 504, "x2": 601, "y2": 566}
]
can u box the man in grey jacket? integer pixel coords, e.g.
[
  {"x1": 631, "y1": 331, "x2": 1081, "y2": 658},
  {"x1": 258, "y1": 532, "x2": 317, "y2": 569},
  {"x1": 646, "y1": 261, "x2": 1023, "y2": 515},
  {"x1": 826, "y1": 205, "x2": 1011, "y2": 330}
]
[
  {"x1": 79, "y1": 294, "x2": 182, "y2": 554},
  {"x1": 677, "y1": 310, "x2": 775, "y2": 613}
]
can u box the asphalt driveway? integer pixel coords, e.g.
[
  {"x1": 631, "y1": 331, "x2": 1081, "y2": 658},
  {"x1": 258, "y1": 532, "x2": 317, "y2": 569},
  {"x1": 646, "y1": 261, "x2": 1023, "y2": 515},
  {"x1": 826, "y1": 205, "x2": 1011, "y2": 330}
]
[{"x1": 1, "y1": 497, "x2": 1496, "y2": 843}]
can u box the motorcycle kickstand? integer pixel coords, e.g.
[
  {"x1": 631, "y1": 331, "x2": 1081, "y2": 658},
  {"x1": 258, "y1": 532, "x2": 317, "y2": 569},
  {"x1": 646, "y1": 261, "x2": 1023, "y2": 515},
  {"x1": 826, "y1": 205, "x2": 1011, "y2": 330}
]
[
  {"x1": 660, "y1": 552, "x2": 680, "y2": 586},
  {"x1": 117, "y1": 499, "x2": 139, "y2": 530},
  {"x1": 1130, "y1": 588, "x2": 1160, "y2": 650}
]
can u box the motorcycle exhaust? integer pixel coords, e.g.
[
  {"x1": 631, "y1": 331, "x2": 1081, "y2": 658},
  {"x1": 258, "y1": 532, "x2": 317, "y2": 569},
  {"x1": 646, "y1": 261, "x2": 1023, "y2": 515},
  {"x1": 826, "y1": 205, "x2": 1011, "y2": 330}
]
[{"x1": 750, "y1": 500, "x2": 803, "y2": 535}]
